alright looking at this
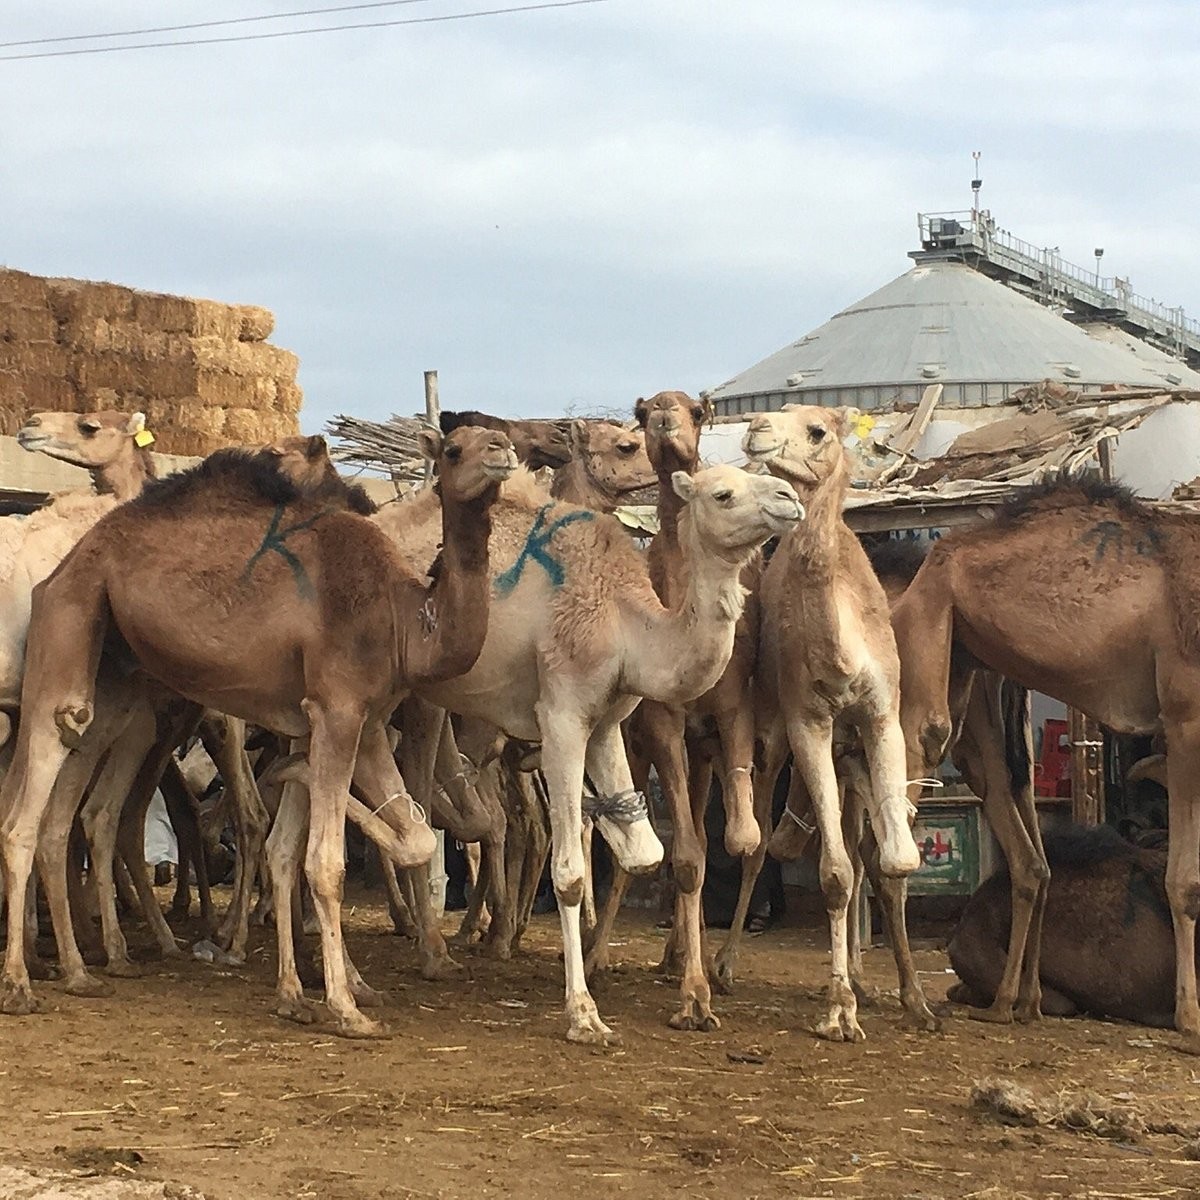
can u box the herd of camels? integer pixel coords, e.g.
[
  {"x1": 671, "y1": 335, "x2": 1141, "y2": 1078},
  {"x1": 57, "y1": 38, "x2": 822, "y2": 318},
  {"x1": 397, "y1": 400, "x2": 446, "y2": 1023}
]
[{"x1": 0, "y1": 393, "x2": 1198, "y2": 1056}]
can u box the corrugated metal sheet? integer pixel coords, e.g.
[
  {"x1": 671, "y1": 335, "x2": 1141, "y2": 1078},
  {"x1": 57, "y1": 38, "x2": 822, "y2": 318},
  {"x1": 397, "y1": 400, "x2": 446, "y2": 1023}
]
[{"x1": 707, "y1": 262, "x2": 1200, "y2": 413}]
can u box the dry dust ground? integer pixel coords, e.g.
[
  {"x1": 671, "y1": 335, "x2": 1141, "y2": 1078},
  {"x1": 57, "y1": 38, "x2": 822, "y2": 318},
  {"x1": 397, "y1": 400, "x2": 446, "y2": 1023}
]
[{"x1": 3, "y1": 898, "x2": 1200, "y2": 1200}]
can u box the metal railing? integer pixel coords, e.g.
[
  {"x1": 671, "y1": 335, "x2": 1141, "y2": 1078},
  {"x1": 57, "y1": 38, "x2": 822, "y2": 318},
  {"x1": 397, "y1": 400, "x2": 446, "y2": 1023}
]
[{"x1": 917, "y1": 210, "x2": 1200, "y2": 359}]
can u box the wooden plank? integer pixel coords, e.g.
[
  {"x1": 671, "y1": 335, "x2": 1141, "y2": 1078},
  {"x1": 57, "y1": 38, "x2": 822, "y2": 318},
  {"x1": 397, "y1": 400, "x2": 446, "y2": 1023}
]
[
  {"x1": 887, "y1": 383, "x2": 943, "y2": 456},
  {"x1": 1068, "y1": 707, "x2": 1105, "y2": 826},
  {"x1": 843, "y1": 503, "x2": 996, "y2": 533},
  {"x1": 423, "y1": 369, "x2": 439, "y2": 483}
]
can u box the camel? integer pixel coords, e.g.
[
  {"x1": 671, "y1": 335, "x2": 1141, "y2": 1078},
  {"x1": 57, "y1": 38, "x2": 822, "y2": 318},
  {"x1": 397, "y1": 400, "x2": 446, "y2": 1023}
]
[
  {"x1": 0, "y1": 426, "x2": 517, "y2": 1035},
  {"x1": 440, "y1": 410, "x2": 570, "y2": 470},
  {"x1": 740, "y1": 404, "x2": 920, "y2": 1043},
  {"x1": 949, "y1": 823, "x2": 1185, "y2": 1028},
  {"x1": 580, "y1": 390, "x2": 765, "y2": 1031},
  {"x1": 890, "y1": 472, "x2": 1200, "y2": 1053},
  {"x1": 767, "y1": 536, "x2": 1035, "y2": 1033},
  {"x1": 373, "y1": 462, "x2": 803, "y2": 1042},
  {"x1": 549, "y1": 420, "x2": 656, "y2": 512}
]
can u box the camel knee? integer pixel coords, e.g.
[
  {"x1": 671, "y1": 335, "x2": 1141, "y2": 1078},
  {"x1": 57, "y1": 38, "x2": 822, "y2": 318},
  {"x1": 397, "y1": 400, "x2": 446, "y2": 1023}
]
[
  {"x1": 918, "y1": 719, "x2": 952, "y2": 769},
  {"x1": 304, "y1": 851, "x2": 345, "y2": 904},
  {"x1": 54, "y1": 701, "x2": 94, "y2": 749},
  {"x1": 819, "y1": 850, "x2": 855, "y2": 911},
  {"x1": 1167, "y1": 878, "x2": 1200, "y2": 922}
]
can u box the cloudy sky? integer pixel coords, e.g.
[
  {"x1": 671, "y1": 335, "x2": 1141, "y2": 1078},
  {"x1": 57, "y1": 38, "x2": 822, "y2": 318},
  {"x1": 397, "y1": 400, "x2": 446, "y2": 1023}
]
[{"x1": 3, "y1": 0, "x2": 1199, "y2": 434}]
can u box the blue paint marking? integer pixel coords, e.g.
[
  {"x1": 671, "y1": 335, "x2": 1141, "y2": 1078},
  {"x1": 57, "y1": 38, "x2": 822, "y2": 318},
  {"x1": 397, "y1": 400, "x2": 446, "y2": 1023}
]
[
  {"x1": 242, "y1": 504, "x2": 331, "y2": 601},
  {"x1": 494, "y1": 504, "x2": 594, "y2": 597}
]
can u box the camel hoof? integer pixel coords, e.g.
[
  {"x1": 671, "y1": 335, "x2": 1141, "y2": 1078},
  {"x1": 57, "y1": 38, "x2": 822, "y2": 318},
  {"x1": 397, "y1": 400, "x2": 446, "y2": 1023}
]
[
  {"x1": 1014, "y1": 1003, "x2": 1043, "y2": 1024},
  {"x1": 275, "y1": 996, "x2": 321, "y2": 1025},
  {"x1": 0, "y1": 982, "x2": 40, "y2": 1015},
  {"x1": 566, "y1": 1022, "x2": 621, "y2": 1047},
  {"x1": 482, "y1": 934, "x2": 512, "y2": 962},
  {"x1": 65, "y1": 973, "x2": 116, "y2": 998},
  {"x1": 901, "y1": 1005, "x2": 943, "y2": 1034},
  {"x1": 668, "y1": 1008, "x2": 721, "y2": 1033},
  {"x1": 334, "y1": 1013, "x2": 390, "y2": 1040},
  {"x1": 351, "y1": 983, "x2": 389, "y2": 1009},
  {"x1": 102, "y1": 959, "x2": 142, "y2": 980},
  {"x1": 711, "y1": 953, "x2": 736, "y2": 991},
  {"x1": 968, "y1": 1004, "x2": 1015, "y2": 1026},
  {"x1": 419, "y1": 953, "x2": 463, "y2": 982},
  {"x1": 1176, "y1": 1033, "x2": 1200, "y2": 1057},
  {"x1": 192, "y1": 939, "x2": 244, "y2": 967},
  {"x1": 851, "y1": 980, "x2": 880, "y2": 1008}
]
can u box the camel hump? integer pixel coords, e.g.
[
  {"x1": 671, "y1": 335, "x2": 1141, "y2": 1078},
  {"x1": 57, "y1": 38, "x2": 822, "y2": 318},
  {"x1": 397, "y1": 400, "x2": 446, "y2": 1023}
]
[{"x1": 132, "y1": 444, "x2": 376, "y2": 516}]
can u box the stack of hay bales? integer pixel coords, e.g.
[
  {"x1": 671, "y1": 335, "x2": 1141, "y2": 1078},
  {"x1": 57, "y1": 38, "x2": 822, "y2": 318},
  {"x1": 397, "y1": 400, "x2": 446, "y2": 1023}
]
[{"x1": 0, "y1": 268, "x2": 301, "y2": 455}]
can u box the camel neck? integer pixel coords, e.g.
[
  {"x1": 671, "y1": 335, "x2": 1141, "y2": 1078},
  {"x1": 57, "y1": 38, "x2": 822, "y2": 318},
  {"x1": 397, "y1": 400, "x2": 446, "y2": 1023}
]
[
  {"x1": 785, "y1": 468, "x2": 847, "y2": 576},
  {"x1": 550, "y1": 458, "x2": 615, "y2": 513},
  {"x1": 407, "y1": 488, "x2": 494, "y2": 683},
  {"x1": 651, "y1": 441, "x2": 698, "y2": 548},
  {"x1": 93, "y1": 448, "x2": 152, "y2": 503}
]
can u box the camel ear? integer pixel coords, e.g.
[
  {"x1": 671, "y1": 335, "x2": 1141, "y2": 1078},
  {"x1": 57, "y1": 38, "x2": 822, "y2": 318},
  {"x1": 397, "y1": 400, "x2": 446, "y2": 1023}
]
[
  {"x1": 125, "y1": 412, "x2": 147, "y2": 435},
  {"x1": 305, "y1": 434, "x2": 327, "y2": 459},
  {"x1": 570, "y1": 419, "x2": 590, "y2": 452},
  {"x1": 671, "y1": 471, "x2": 696, "y2": 502},
  {"x1": 701, "y1": 396, "x2": 715, "y2": 426},
  {"x1": 633, "y1": 397, "x2": 650, "y2": 428},
  {"x1": 417, "y1": 427, "x2": 443, "y2": 461},
  {"x1": 836, "y1": 406, "x2": 862, "y2": 438}
]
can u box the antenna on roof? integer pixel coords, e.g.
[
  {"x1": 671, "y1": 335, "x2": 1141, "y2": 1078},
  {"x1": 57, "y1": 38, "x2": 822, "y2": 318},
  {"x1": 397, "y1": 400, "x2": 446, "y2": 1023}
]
[{"x1": 971, "y1": 150, "x2": 982, "y2": 218}]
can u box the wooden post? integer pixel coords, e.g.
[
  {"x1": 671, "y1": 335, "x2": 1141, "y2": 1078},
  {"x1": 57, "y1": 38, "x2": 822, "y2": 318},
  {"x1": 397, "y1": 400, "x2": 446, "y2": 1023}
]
[
  {"x1": 1069, "y1": 707, "x2": 1104, "y2": 825},
  {"x1": 423, "y1": 370, "x2": 440, "y2": 483}
]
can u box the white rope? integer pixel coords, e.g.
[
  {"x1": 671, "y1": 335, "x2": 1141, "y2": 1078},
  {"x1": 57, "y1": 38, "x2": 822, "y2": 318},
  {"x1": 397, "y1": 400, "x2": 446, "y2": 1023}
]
[
  {"x1": 783, "y1": 805, "x2": 816, "y2": 834},
  {"x1": 370, "y1": 791, "x2": 427, "y2": 825}
]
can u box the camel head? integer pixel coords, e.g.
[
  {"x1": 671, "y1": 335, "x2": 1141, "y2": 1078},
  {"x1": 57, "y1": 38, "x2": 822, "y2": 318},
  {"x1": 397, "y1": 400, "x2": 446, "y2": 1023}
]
[
  {"x1": 672, "y1": 465, "x2": 803, "y2": 563},
  {"x1": 634, "y1": 390, "x2": 711, "y2": 470},
  {"x1": 264, "y1": 434, "x2": 339, "y2": 491},
  {"x1": 741, "y1": 404, "x2": 855, "y2": 495},
  {"x1": 418, "y1": 425, "x2": 519, "y2": 502},
  {"x1": 18, "y1": 409, "x2": 150, "y2": 470},
  {"x1": 440, "y1": 409, "x2": 571, "y2": 471},
  {"x1": 568, "y1": 420, "x2": 656, "y2": 499}
]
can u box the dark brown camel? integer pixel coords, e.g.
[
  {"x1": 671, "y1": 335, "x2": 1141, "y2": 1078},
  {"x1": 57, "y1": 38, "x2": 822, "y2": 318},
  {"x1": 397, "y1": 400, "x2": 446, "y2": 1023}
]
[
  {"x1": 440, "y1": 409, "x2": 570, "y2": 470},
  {"x1": 892, "y1": 474, "x2": 1200, "y2": 1054},
  {"x1": 0, "y1": 428, "x2": 516, "y2": 1036}
]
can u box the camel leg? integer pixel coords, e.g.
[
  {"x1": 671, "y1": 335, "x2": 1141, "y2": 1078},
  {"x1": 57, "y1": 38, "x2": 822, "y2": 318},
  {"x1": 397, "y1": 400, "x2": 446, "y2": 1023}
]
[
  {"x1": 790, "y1": 714, "x2": 863, "y2": 1043},
  {"x1": 514, "y1": 769, "x2": 551, "y2": 948},
  {"x1": 666, "y1": 748, "x2": 719, "y2": 1031},
  {"x1": 82, "y1": 701, "x2": 164, "y2": 974},
  {"x1": 538, "y1": 698, "x2": 617, "y2": 1046},
  {"x1": 470, "y1": 779, "x2": 513, "y2": 957},
  {"x1": 160, "y1": 760, "x2": 213, "y2": 930},
  {"x1": 713, "y1": 716, "x2": 788, "y2": 989},
  {"x1": 713, "y1": 703, "x2": 759, "y2": 856},
  {"x1": 842, "y1": 786, "x2": 869, "y2": 999},
  {"x1": 951, "y1": 676, "x2": 1048, "y2": 1025},
  {"x1": 378, "y1": 845, "x2": 418, "y2": 938},
  {"x1": 1164, "y1": 714, "x2": 1200, "y2": 1054},
  {"x1": 207, "y1": 718, "x2": 268, "y2": 963},
  {"x1": 266, "y1": 768, "x2": 321, "y2": 1025},
  {"x1": 589, "y1": 702, "x2": 685, "y2": 981}
]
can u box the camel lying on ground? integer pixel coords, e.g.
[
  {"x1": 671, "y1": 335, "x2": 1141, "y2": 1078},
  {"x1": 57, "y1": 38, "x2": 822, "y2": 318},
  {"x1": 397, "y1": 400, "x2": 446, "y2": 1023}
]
[{"x1": 949, "y1": 823, "x2": 1184, "y2": 1027}]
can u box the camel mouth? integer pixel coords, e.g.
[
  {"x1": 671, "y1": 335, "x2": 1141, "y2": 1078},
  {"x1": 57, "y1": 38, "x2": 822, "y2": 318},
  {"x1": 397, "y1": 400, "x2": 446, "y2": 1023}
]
[
  {"x1": 742, "y1": 434, "x2": 783, "y2": 462},
  {"x1": 16, "y1": 431, "x2": 52, "y2": 451},
  {"x1": 482, "y1": 448, "x2": 520, "y2": 480},
  {"x1": 762, "y1": 498, "x2": 805, "y2": 531}
]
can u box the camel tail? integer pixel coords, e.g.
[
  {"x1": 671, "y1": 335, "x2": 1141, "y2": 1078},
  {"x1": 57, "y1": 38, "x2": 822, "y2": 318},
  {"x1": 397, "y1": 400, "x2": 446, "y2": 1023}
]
[{"x1": 1001, "y1": 681, "x2": 1032, "y2": 799}]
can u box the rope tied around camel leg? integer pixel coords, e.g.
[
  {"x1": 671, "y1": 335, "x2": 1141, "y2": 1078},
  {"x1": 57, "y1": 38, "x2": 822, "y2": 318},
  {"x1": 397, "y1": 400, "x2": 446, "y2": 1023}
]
[
  {"x1": 581, "y1": 788, "x2": 649, "y2": 825},
  {"x1": 371, "y1": 791, "x2": 427, "y2": 825}
]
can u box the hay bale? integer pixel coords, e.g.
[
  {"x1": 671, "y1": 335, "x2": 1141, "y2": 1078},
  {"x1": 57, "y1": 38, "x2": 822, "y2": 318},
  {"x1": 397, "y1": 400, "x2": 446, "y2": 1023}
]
[
  {"x1": 0, "y1": 306, "x2": 57, "y2": 342},
  {"x1": 274, "y1": 381, "x2": 303, "y2": 415},
  {"x1": 237, "y1": 306, "x2": 274, "y2": 342},
  {"x1": 47, "y1": 278, "x2": 136, "y2": 323},
  {"x1": 190, "y1": 299, "x2": 242, "y2": 341},
  {"x1": 223, "y1": 406, "x2": 297, "y2": 445},
  {"x1": 0, "y1": 270, "x2": 51, "y2": 306},
  {"x1": 0, "y1": 341, "x2": 70, "y2": 376},
  {"x1": 130, "y1": 292, "x2": 196, "y2": 333}
]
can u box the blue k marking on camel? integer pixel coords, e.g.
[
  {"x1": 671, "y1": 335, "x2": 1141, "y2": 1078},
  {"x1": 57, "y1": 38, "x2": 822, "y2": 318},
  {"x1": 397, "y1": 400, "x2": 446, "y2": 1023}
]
[
  {"x1": 494, "y1": 505, "x2": 594, "y2": 597},
  {"x1": 242, "y1": 505, "x2": 331, "y2": 601}
]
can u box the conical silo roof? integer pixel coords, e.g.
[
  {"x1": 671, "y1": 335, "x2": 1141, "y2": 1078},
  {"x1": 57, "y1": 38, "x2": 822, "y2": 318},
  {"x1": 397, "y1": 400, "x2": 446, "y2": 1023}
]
[{"x1": 706, "y1": 261, "x2": 1200, "y2": 416}]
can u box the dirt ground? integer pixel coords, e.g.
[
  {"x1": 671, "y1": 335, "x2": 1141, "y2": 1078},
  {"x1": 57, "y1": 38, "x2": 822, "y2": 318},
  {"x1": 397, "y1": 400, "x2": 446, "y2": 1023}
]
[{"x1": 3, "y1": 894, "x2": 1200, "y2": 1200}]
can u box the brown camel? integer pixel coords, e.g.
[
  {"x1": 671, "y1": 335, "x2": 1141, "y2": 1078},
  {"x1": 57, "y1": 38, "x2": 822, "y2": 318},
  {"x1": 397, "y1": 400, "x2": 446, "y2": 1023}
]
[
  {"x1": 374, "y1": 462, "x2": 803, "y2": 1042},
  {"x1": 0, "y1": 427, "x2": 516, "y2": 1036},
  {"x1": 440, "y1": 409, "x2": 570, "y2": 470},
  {"x1": 741, "y1": 404, "x2": 919, "y2": 1043},
  {"x1": 549, "y1": 420, "x2": 656, "y2": 512},
  {"x1": 891, "y1": 473, "x2": 1200, "y2": 1053},
  {"x1": 582, "y1": 390, "x2": 765, "y2": 1031},
  {"x1": 949, "y1": 823, "x2": 1185, "y2": 1027},
  {"x1": 768, "y1": 536, "x2": 1036, "y2": 1033}
]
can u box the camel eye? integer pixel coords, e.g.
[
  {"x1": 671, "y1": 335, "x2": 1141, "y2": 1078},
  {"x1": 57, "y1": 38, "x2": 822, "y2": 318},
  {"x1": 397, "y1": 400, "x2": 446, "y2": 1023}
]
[
  {"x1": 79, "y1": 419, "x2": 101, "y2": 436},
  {"x1": 713, "y1": 488, "x2": 733, "y2": 502},
  {"x1": 808, "y1": 425, "x2": 827, "y2": 444},
  {"x1": 444, "y1": 443, "x2": 462, "y2": 461},
  {"x1": 691, "y1": 406, "x2": 705, "y2": 422},
  {"x1": 617, "y1": 441, "x2": 637, "y2": 456}
]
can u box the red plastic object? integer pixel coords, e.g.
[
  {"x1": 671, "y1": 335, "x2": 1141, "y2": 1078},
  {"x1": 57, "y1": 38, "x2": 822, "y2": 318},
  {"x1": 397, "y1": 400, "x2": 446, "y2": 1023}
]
[{"x1": 1034, "y1": 717, "x2": 1072, "y2": 798}]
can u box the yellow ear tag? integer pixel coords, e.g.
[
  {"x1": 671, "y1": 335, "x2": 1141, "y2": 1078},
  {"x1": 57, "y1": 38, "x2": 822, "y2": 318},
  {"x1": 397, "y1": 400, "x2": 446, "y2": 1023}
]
[
  {"x1": 853, "y1": 414, "x2": 875, "y2": 440},
  {"x1": 134, "y1": 429, "x2": 155, "y2": 448}
]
